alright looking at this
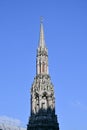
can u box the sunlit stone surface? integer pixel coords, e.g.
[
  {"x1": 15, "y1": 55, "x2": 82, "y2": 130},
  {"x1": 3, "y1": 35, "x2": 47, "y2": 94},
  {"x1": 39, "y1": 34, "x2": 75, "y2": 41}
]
[{"x1": 27, "y1": 21, "x2": 59, "y2": 130}]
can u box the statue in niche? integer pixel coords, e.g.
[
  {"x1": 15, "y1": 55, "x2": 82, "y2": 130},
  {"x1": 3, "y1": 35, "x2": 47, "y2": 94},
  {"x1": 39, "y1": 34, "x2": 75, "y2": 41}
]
[
  {"x1": 36, "y1": 96, "x2": 39, "y2": 112},
  {"x1": 48, "y1": 95, "x2": 53, "y2": 109},
  {"x1": 41, "y1": 95, "x2": 48, "y2": 110}
]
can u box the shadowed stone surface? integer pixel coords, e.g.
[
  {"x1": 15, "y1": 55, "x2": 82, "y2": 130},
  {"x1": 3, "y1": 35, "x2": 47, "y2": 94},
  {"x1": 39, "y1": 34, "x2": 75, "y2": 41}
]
[
  {"x1": 27, "y1": 108, "x2": 59, "y2": 130},
  {"x1": 27, "y1": 21, "x2": 59, "y2": 130}
]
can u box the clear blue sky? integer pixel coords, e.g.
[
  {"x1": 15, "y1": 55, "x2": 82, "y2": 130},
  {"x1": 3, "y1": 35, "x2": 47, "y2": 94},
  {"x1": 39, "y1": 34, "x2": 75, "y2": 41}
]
[{"x1": 0, "y1": 0, "x2": 87, "y2": 129}]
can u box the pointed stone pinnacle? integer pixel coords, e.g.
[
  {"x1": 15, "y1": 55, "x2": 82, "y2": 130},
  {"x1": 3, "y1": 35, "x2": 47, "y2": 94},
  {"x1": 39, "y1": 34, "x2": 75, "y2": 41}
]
[{"x1": 39, "y1": 18, "x2": 45, "y2": 48}]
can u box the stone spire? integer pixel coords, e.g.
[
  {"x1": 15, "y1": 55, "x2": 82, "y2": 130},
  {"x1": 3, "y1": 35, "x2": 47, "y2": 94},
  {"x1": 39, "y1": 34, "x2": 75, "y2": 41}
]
[
  {"x1": 36, "y1": 19, "x2": 49, "y2": 75},
  {"x1": 39, "y1": 17, "x2": 45, "y2": 48},
  {"x1": 27, "y1": 20, "x2": 59, "y2": 130}
]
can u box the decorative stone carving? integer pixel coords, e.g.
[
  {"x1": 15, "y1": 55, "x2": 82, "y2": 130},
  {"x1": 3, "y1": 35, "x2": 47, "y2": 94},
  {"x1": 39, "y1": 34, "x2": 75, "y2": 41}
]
[{"x1": 27, "y1": 21, "x2": 59, "y2": 130}]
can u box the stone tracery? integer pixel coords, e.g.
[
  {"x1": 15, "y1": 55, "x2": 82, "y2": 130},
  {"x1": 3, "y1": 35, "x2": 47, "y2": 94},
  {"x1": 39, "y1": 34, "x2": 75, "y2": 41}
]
[{"x1": 27, "y1": 20, "x2": 59, "y2": 130}]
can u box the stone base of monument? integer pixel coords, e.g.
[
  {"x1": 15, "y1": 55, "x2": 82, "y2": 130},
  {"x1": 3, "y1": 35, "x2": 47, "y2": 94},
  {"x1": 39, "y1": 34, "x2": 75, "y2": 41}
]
[{"x1": 27, "y1": 108, "x2": 59, "y2": 130}]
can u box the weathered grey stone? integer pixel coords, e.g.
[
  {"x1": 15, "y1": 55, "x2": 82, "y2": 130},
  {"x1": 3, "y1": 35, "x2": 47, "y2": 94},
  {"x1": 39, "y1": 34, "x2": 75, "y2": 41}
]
[{"x1": 27, "y1": 21, "x2": 59, "y2": 130}]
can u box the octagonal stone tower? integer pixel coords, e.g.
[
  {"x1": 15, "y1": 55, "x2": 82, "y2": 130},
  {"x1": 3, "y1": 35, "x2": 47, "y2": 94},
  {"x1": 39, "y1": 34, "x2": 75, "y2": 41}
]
[{"x1": 27, "y1": 20, "x2": 59, "y2": 130}]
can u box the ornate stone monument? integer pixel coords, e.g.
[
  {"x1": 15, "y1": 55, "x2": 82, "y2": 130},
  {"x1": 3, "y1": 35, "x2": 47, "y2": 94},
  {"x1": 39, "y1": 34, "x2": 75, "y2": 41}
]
[{"x1": 27, "y1": 20, "x2": 59, "y2": 130}]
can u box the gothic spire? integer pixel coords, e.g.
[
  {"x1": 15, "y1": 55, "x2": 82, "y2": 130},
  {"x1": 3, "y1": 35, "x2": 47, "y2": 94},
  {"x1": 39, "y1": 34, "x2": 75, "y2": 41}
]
[
  {"x1": 27, "y1": 20, "x2": 59, "y2": 130},
  {"x1": 37, "y1": 18, "x2": 49, "y2": 75},
  {"x1": 39, "y1": 17, "x2": 46, "y2": 48}
]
